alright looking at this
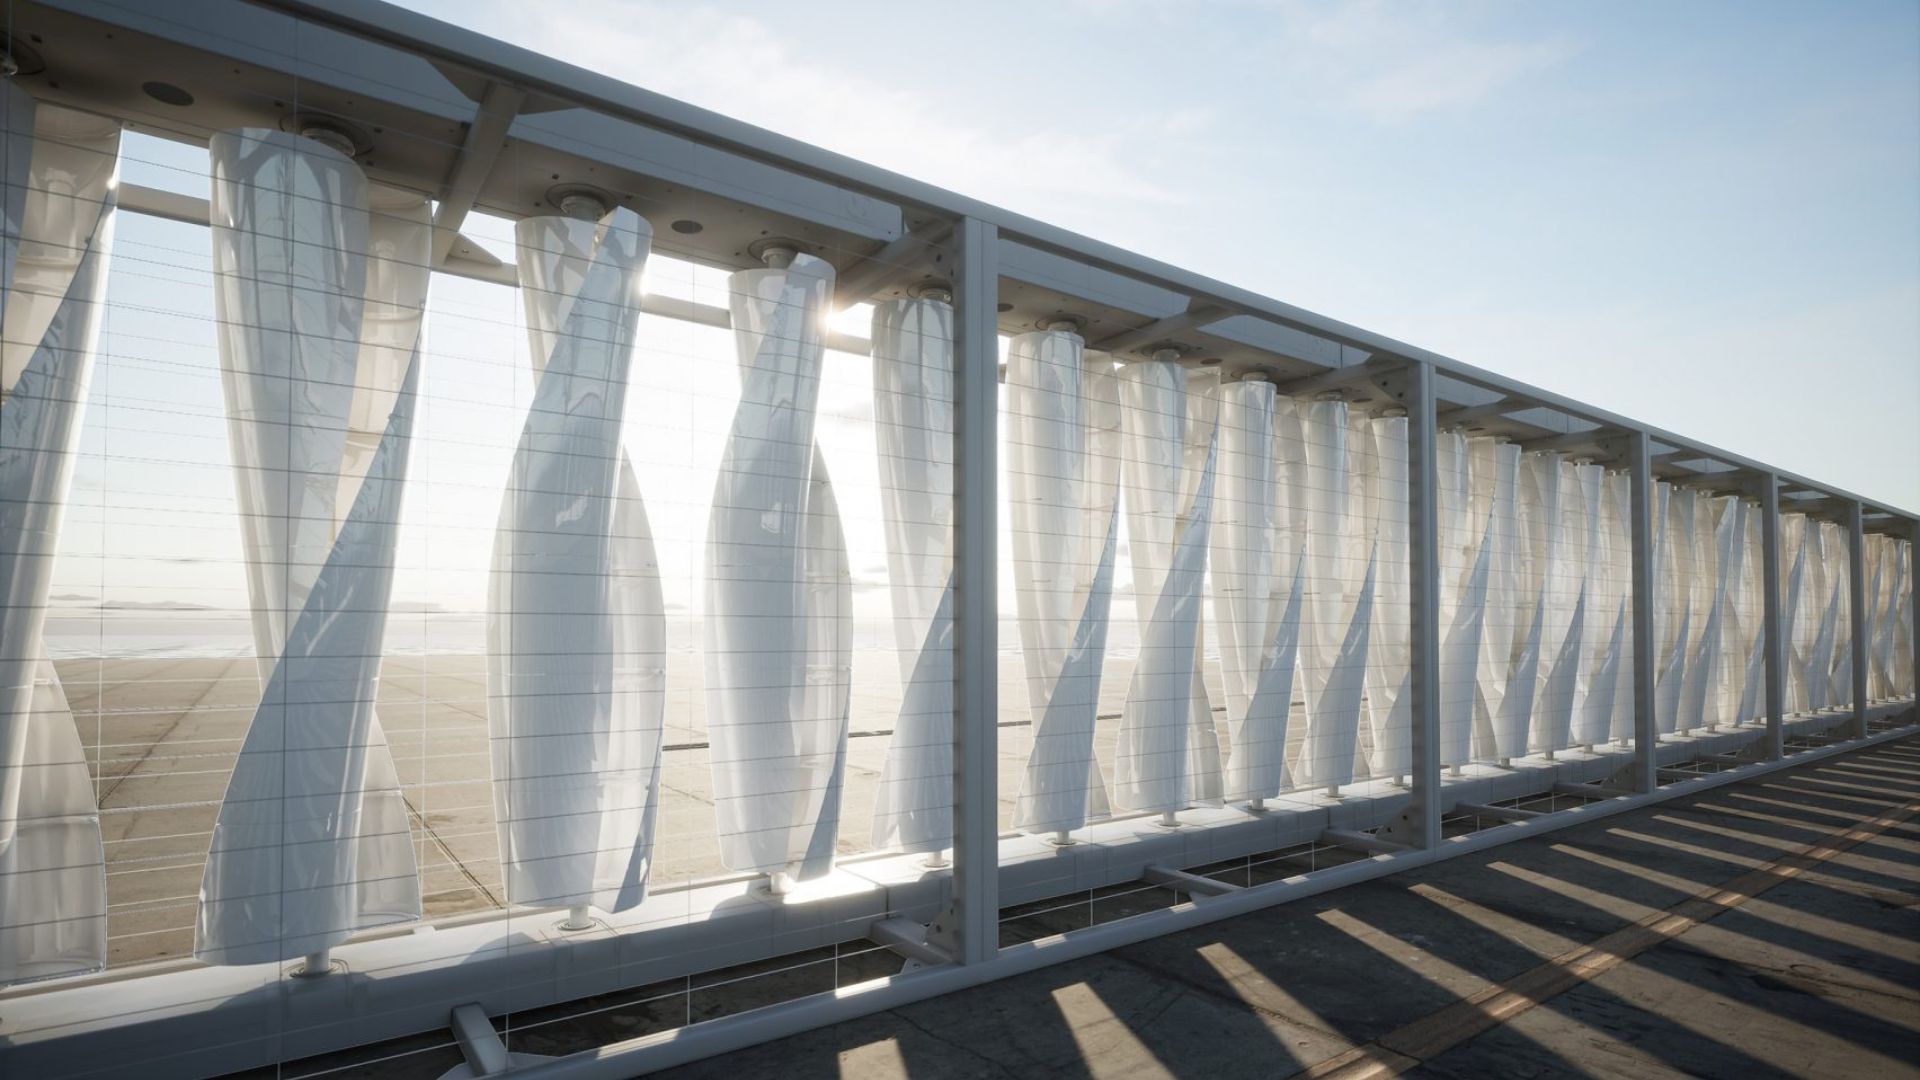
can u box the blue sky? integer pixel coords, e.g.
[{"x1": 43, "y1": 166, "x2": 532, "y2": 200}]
[{"x1": 394, "y1": 0, "x2": 1920, "y2": 513}]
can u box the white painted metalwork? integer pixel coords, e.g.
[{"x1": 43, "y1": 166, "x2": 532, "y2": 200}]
[
  {"x1": 196, "y1": 129, "x2": 428, "y2": 966},
  {"x1": 0, "y1": 88, "x2": 117, "y2": 986},
  {"x1": 0, "y1": 3, "x2": 1910, "y2": 1074}
]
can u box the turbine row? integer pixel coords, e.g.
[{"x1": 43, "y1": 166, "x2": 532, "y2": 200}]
[{"x1": 0, "y1": 115, "x2": 1912, "y2": 987}]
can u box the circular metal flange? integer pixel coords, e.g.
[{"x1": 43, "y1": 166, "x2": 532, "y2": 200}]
[
  {"x1": 279, "y1": 112, "x2": 374, "y2": 157},
  {"x1": 287, "y1": 957, "x2": 347, "y2": 980},
  {"x1": 1038, "y1": 313, "x2": 1085, "y2": 335},
  {"x1": 908, "y1": 281, "x2": 953, "y2": 303},
  {"x1": 748, "y1": 236, "x2": 806, "y2": 268},
  {"x1": 2, "y1": 37, "x2": 46, "y2": 77},
  {"x1": 544, "y1": 183, "x2": 615, "y2": 221}
]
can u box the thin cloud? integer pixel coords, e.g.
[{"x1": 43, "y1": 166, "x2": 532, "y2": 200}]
[
  {"x1": 1284, "y1": 0, "x2": 1580, "y2": 121},
  {"x1": 507, "y1": 1, "x2": 1198, "y2": 214}
]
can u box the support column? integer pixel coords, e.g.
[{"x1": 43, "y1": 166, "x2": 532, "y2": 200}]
[
  {"x1": 1628, "y1": 432, "x2": 1658, "y2": 793},
  {"x1": 1761, "y1": 473, "x2": 1784, "y2": 760},
  {"x1": 1912, "y1": 519, "x2": 1920, "y2": 710},
  {"x1": 1849, "y1": 501, "x2": 1867, "y2": 739},
  {"x1": 1407, "y1": 362, "x2": 1441, "y2": 848},
  {"x1": 951, "y1": 217, "x2": 1000, "y2": 964}
]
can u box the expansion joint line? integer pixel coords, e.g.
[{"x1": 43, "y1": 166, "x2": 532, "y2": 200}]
[{"x1": 1302, "y1": 784, "x2": 1920, "y2": 1079}]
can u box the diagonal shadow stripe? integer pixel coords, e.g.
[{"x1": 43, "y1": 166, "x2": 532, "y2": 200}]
[{"x1": 1299, "y1": 788, "x2": 1920, "y2": 1080}]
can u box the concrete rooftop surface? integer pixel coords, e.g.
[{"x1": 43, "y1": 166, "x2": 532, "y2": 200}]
[{"x1": 220, "y1": 728, "x2": 1920, "y2": 1079}]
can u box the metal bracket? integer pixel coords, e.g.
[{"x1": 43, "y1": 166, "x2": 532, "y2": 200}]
[
  {"x1": 431, "y1": 80, "x2": 529, "y2": 266},
  {"x1": 1140, "y1": 864, "x2": 1242, "y2": 898},
  {"x1": 1553, "y1": 781, "x2": 1632, "y2": 800},
  {"x1": 1319, "y1": 829, "x2": 1410, "y2": 856},
  {"x1": 1272, "y1": 356, "x2": 1401, "y2": 400},
  {"x1": 875, "y1": 914, "x2": 955, "y2": 973},
  {"x1": 437, "y1": 1003, "x2": 553, "y2": 1079},
  {"x1": 1452, "y1": 801, "x2": 1541, "y2": 823},
  {"x1": 1091, "y1": 303, "x2": 1231, "y2": 356},
  {"x1": 833, "y1": 220, "x2": 955, "y2": 306},
  {"x1": 1437, "y1": 395, "x2": 1529, "y2": 428}
]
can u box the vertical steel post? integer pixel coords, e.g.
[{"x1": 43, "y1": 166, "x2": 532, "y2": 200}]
[
  {"x1": 951, "y1": 216, "x2": 1000, "y2": 964},
  {"x1": 1628, "y1": 432, "x2": 1658, "y2": 792},
  {"x1": 1761, "y1": 473, "x2": 1784, "y2": 760},
  {"x1": 1848, "y1": 500, "x2": 1867, "y2": 738},
  {"x1": 1407, "y1": 362, "x2": 1441, "y2": 848},
  {"x1": 1912, "y1": 519, "x2": 1920, "y2": 710}
]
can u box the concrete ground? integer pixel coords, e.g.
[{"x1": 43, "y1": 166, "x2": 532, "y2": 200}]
[{"x1": 637, "y1": 733, "x2": 1920, "y2": 1080}]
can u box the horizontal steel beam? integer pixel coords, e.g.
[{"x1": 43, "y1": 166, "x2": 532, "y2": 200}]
[
  {"x1": 1552, "y1": 781, "x2": 1632, "y2": 799},
  {"x1": 1091, "y1": 304, "x2": 1231, "y2": 355},
  {"x1": 1451, "y1": 801, "x2": 1542, "y2": 823},
  {"x1": 1438, "y1": 396, "x2": 1528, "y2": 426},
  {"x1": 1140, "y1": 864, "x2": 1242, "y2": 897},
  {"x1": 1517, "y1": 427, "x2": 1609, "y2": 453},
  {"x1": 1275, "y1": 358, "x2": 1402, "y2": 399},
  {"x1": 1319, "y1": 829, "x2": 1409, "y2": 856}
]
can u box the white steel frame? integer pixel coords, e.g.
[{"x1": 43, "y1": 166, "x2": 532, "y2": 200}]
[{"x1": 0, "y1": 1, "x2": 1914, "y2": 1077}]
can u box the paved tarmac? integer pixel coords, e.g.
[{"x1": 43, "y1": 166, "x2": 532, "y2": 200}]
[{"x1": 640, "y1": 731, "x2": 1920, "y2": 1080}]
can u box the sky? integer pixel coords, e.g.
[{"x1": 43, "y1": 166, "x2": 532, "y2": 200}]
[{"x1": 388, "y1": 0, "x2": 1920, "y2": 515}]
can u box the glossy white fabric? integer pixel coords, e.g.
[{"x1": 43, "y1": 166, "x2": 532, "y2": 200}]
[
  {"x1": 1212, "y1": 382, "x2": 1306, "y2": 802},
  {"x1": 488, "y1": 209, "x2": 664, "y2": 914},
  {"x1": 0, "y1": 91, "x2": 116, "y2": 986},
  {"x1": 705, "y1": 255, "x2": 851, "y2": 880},
  {"x1": 197, "y1": 130, "x2": 427, "y2": 965},
  {"x1": 1365, "y1": 417, "x2": 1411, "y2": 777},
  {"x1": 1735, "y1": 504, "x2": 1767, "y2": 723},
  {"x1": 1567, "y1": 463, "x2": 1619, "y2": 747},
  {"x1": 1781, "y1": 513, "x2": 1811, "y2": 713},
  {"x1": 1009, "y1": 331, "x2": 1119, "y2": 834},
  {"x1": 1888, "y1": 539, "x2": 1915, "y2": 697},
  {"x1": 1804, "y1": 521, "x2": 1840, "y2": 710},
  {"x1": 1692, "y1": 498, "x2": 1743, "y2": 728},
  {"x1": 1471, "y1": 439, "x2": 1529, "y2": 760},
  {"x1": 1817, "y1": 521, "x2": 1851, "y2": 709},
  {"x1": 869, "y1": 298, "x2": 956, "y2": 852},
  {"x1": 1435, "y1": 432, "x2": 1484, "y2": 767},
  {"x1": 1863, "y1": 535, "x2": 1890, "y2": 701},
  {"x1": 1527, "y1": 454, "x2": 1582, "y2": 753},
  {"x1": 1113, "y1": 361, "x2": 1220, "y2": 814},
  {"x1": 1293, "y1": 399, "x2": 1375, "y2": 789},
  {"x1": 1674, "y1": 494, "x2": 1728, "y2": 730},
  {"x1": 1654, "y1": 483, "x2": 1691, "y2": 734},
  {"x1": 1866, "y1": 535, "x2": 1912, "y2": 700}
]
